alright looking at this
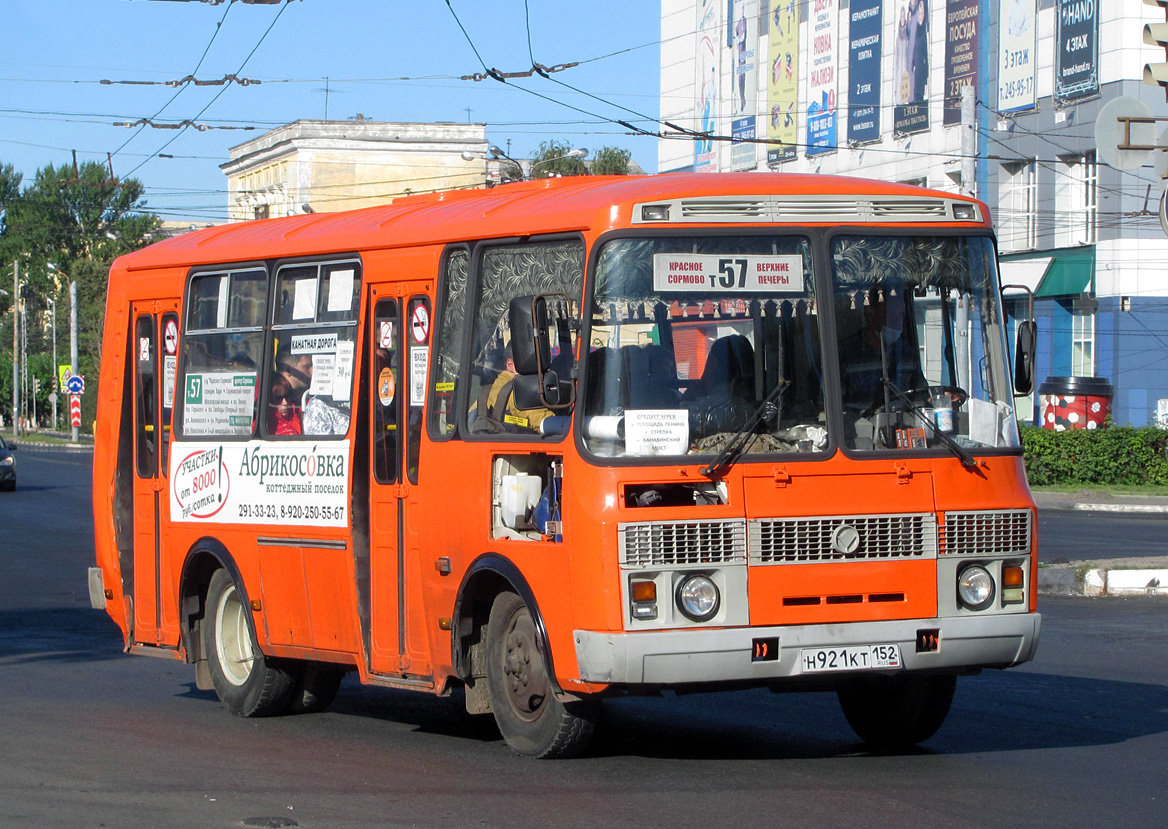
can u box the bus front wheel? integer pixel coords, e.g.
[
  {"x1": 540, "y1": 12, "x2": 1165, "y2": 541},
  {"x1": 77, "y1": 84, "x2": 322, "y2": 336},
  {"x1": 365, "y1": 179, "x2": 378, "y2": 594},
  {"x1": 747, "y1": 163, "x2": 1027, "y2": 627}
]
[
  {"x1": 485, "y1": 591, "x2": 598, "y2": 758},
  {"x1": 836, "y1": 673, "x2": 956, "y2": 749},
  {"x1": 203, "y1": 568, "x2": 296, "y2": 717}
]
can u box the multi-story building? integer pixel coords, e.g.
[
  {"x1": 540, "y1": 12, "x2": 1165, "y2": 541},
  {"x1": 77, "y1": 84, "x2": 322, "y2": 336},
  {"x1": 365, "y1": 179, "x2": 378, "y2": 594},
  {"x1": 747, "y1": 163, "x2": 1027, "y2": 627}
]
[
  {"x1": 222, "y1": 120, "x2": 500, "y2": 221},
  {"x1": 661, "y1": 0, "x2": 1168, "y2": 426}
]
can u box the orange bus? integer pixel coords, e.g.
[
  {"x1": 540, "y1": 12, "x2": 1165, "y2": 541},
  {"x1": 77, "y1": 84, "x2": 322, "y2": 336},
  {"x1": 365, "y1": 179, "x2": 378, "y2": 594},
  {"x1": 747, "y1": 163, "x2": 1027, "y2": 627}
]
[{"x1": 90, "y1": 173, "x2": 1040, "y2": 758}]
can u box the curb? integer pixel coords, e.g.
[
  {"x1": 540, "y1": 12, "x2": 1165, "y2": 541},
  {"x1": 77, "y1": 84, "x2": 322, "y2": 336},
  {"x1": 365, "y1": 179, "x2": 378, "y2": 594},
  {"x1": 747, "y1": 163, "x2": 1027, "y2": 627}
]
[
  {"x1": 15, "y1": 442, "x2": 94, "y2": 454},
  {"x1": 1073, "y1": 503, "x2": 1168, "y2": 514},
  {"x1": 1038, "y1": 566, "x2": 1168, "y2": 597}
]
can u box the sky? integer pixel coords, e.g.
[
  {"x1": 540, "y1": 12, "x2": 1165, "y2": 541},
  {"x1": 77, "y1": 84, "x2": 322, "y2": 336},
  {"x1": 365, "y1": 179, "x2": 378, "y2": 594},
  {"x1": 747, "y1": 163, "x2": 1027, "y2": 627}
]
[{"x1": 3, "y1": 0, "x2": 664, "y2": 224}]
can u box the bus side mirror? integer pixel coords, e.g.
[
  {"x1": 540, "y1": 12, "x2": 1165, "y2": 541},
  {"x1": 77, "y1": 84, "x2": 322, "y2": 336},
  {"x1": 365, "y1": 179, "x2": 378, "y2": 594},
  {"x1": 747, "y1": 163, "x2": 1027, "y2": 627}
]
[
  {"x1": 1014, "y1": 320, "x2": 1036, "y2": 396},
  {"x1": 1003, "y1": 284, "x2": 1036, "y2": 397},
  {"x1": 509, "y1": 296, "x2": 541, "y2": 375}
]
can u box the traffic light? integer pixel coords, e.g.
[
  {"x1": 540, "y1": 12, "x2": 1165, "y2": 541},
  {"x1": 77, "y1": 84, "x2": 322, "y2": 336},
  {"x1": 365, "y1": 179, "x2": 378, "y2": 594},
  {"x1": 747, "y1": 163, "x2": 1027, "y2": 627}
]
[{"x1": 1144, "y1": 0, "x2": 1168, "y2": 99}]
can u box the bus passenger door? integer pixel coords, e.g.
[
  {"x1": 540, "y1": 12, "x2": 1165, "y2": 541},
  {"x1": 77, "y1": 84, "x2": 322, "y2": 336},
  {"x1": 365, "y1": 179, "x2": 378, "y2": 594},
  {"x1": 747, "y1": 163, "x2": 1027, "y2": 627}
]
[
  {"x1": 367, "y1": 288, "x2": 432, "y2": 678},
  {"x1": 367, "y1": 294, "x2": 405, "y2": 674},
  {"x1": 130, "y1": 302, "x2": 181, "y2": 647}
]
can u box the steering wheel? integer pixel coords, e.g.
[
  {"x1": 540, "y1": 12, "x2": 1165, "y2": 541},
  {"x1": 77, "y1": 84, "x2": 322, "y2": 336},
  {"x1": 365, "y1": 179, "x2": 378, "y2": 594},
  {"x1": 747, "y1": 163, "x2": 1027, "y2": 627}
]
[{"x1": 864, "y1": 384, "x2": 968, "y2": 418}]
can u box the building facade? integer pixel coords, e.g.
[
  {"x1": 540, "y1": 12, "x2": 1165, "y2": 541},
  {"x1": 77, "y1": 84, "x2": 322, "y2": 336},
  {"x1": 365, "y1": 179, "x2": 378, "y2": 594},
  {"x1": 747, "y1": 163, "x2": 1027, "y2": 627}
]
[
  {"x1": 222, "y1": 120, "x2": 501, "y2": 221},
  {"x1": 661, "y1": 0, "x2": 1168, "y2": 426}
]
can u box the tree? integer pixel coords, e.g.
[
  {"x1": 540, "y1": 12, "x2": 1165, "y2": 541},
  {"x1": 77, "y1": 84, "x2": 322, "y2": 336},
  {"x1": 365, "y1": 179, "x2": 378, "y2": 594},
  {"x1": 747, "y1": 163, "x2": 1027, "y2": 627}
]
[
  {"x1": 530, "y1": 139, "x2": 589, "y2": 179},
  {"x1": 527, "y1": 141, "x2": 632, "y2": 179},
  {"x1": 590, "y1": 146, "x2": 632, "y2": 176},
  {"x1": 0, "y1": 158, "x2": 160, "y2": 432}
]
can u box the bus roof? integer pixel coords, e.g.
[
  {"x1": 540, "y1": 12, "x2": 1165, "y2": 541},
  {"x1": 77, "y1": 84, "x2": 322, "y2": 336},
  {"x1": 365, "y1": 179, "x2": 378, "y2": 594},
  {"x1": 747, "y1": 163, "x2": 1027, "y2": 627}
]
[{"x1": 116, "y1": 173, "x2": 989, "y2": 272}]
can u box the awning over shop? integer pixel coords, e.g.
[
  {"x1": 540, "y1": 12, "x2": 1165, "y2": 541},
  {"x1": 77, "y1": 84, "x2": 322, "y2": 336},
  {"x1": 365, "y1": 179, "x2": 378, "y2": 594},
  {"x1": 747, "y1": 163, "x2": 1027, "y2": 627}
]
[
  {"x1": 1034, "y1": 248, "x2": 1095, "y2": 298},
  {"x1": 999, "y1": 256, "x2": 1052, "y2": 296},
  {"x1": 999, "y1": 248, "x2": 1095, "y2": 299}
]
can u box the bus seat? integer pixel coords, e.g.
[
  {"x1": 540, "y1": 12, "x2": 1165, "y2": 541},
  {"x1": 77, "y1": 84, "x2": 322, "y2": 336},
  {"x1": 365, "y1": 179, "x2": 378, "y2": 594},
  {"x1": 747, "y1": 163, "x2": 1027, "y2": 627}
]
[
  {"x1": 623, "y1": 344, "x2": 680, "y2": 409},
  {"x1": 585, "y1": 346, "x2": 623, "y2": 416},
  {"x1": 686, "y1": 334, "x2": 755, "y2": 403}
]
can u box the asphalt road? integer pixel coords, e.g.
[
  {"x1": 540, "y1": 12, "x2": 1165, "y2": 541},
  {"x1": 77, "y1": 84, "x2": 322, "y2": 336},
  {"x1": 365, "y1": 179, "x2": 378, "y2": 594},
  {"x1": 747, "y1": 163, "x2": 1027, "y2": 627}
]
[{"x1": 1, "y1": 448, "x2": 1166, "y2": 828}]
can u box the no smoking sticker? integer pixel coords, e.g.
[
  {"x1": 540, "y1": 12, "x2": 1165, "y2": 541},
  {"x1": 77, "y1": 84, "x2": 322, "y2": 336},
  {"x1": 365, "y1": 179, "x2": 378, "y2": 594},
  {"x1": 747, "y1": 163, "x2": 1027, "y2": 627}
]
[
  {"x1": 164, "y1": 320, "x2": 179, "y2": 355},
  {"x1": 411, "y1": 305, "x2": 430, "y2": 344}
]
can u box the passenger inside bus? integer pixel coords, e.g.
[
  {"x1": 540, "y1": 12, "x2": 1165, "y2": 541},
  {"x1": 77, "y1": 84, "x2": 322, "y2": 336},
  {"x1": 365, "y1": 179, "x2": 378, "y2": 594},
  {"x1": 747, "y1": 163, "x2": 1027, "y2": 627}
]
[{"x1": 267, "y1": 374, "x2": 302, "y2": 436}]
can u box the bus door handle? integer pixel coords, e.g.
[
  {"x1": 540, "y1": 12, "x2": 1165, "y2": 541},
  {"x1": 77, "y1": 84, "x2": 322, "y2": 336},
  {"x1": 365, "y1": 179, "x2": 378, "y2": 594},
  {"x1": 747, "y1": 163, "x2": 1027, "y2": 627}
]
[{"x1": 394, "y1": 483, "x2": 409, "y2": 499}]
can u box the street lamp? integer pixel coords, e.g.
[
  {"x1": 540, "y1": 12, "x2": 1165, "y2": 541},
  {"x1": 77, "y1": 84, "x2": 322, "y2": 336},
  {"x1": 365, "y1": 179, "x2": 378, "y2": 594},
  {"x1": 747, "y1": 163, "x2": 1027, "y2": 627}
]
[
  {"x1": 46, "y1": 263, "x2": 78, "y2": 443},
  {"x1": 487, "y1": 145, "x2": 525, "y2": 183},
  {"x1": 529, "y1": 148, "x2": 589, "y2": 179},
  {"x1": 45, "y1": 295, "x2": 58, "y2": 431}
]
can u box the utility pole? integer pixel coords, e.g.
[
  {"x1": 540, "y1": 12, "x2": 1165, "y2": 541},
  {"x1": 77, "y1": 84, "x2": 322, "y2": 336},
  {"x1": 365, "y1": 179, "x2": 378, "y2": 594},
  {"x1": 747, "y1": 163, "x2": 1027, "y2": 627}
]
[
  {"x1": 960, "y1": 85, "x2": 977, "y2": 198},
  {"x1": 70, "y1": 280, "x2": 78, "y2": 443},
  {"x1": 12, "y1": 259, "x2": 18, "y2": 438}
]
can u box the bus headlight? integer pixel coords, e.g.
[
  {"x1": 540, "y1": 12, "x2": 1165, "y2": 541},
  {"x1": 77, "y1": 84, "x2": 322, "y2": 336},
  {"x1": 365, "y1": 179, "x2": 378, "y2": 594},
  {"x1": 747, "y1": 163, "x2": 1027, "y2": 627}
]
[
  {"x1": 676, "y1": 574, "x2": 719, "y2": 622},
  {"x1": 957, "y1": 564, "x2": 995, "y2": 611}
]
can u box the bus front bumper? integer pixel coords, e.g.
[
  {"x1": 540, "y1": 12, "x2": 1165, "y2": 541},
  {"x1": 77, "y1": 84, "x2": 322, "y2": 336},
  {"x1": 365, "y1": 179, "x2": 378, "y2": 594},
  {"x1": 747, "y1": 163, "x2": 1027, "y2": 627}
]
[{"x1": 573, "y1": 612, "x2": 1041, "y2": 686}]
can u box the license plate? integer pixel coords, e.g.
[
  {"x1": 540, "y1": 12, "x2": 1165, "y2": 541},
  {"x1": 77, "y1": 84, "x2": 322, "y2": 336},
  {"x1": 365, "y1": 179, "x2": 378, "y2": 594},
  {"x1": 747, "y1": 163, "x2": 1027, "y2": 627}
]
[{"x1": 800, "y1": 644, "x2": 901, "y2": 674}]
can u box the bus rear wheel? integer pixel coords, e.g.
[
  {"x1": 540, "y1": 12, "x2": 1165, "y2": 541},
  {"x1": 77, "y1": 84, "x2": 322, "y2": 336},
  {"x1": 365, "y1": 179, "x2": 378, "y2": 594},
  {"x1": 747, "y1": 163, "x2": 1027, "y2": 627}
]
[
  {"x1": 485, "y1": 591, "x2": 598, "y2": 759},
  {"x1": 284, "y1": 662, "x2": 345, "y2": 714},
  {"x1": 203, "y1": 568, "x2": 296, "y2": 717},
  {"x1": 836, "y1": 673, "x2": 956, "y2": 749}
]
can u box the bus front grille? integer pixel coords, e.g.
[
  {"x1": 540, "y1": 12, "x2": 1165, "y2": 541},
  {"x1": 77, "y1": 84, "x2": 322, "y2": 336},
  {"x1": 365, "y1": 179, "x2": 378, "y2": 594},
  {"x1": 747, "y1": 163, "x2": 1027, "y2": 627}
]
[
  {"x1": 941, "y1": 509, "x2": 1032, "y2": 556},
  {"x1": 748, "y1": 514, "x2": 937, "y2": 565},
  {"x1": 619, "y1": 519, "x2": 747, "y2": 568}
]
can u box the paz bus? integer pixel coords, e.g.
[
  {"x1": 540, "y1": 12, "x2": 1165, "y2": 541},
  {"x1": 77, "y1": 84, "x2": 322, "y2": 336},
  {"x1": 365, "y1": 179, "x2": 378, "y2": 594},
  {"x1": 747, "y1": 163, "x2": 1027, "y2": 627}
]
[{"x1": 90, "y1": 173, "x2": 1040, "y2": 758}]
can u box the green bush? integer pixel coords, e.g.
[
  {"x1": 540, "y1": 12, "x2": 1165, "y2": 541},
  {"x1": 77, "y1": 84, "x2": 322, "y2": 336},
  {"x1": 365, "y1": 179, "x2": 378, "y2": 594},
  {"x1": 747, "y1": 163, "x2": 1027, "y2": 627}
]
[{"x1": 1020, "y1": 424, "x2": 1168, "y2": 487}]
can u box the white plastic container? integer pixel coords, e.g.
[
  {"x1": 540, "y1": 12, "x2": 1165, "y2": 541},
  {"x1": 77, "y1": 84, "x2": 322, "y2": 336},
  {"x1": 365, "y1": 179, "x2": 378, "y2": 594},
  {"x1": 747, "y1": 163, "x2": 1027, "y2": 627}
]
[{"x1": 500, "y1": 473, "x2": 543, "y2": 530}]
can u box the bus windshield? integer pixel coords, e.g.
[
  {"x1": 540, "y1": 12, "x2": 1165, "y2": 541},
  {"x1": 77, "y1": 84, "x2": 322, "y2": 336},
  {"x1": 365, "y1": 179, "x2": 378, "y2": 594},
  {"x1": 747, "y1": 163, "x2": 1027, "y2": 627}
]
[
  {"x1": 832, "y1": 234, "x2": 1018, "y2": 454},
  {"x1": 581, "y1": 232, "x2": 1018, "y2": 462},
  {"x1": 583, "y1": 234, "x2": 827, "y2": 459}
]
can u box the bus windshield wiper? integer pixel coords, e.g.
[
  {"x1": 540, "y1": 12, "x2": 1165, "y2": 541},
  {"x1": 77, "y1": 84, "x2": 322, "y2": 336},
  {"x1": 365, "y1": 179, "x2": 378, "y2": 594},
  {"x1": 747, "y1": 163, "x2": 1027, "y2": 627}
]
[
  {"x1": 700, "y1": 380, "x2": 789, "y2": 479},
  {"x1": 881, "y1": 379, "x2": 977, "y2": 469}
]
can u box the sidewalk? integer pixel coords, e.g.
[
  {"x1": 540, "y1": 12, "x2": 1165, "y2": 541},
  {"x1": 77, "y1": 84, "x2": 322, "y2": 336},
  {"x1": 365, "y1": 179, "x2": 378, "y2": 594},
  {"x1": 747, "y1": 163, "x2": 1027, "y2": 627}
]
[{"x1": 1033, "y1": 489, "x2": 1168, "y2": 597}]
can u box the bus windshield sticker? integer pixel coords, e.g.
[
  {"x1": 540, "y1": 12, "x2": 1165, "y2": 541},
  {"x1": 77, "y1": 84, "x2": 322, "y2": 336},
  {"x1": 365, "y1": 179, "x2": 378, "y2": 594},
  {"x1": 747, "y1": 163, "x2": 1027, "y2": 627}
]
[
  {"x1": 333, "y1": 340, "x2": 355, "y2": 403},
  {"x1": 652, "y1": 254, "x2": 805, "y2": 293},
  {"x1": 291, "y1": 332, "x2": 338, "y2": 354},
  {"x1": 163, "y1": 355, "x2": 177, "y2": 409},
  {"x1": 310, "y1": 353, "x2": 336, "y2": 396},
  {"x1": 182, "y1": 372, "x2": 256, "y2": 436},
  {"x1": 625, "y1": 409, "x2": 689, "y2": 455},
  {"x1": 293, "y1": 278, "x2": 318, "y2": 320},
  {"x1": 170, "y1": 440, "x2": 350, "y2": 527},
  {"x1": 327, "y1": 269, "x2": 354, "y2": 313}
]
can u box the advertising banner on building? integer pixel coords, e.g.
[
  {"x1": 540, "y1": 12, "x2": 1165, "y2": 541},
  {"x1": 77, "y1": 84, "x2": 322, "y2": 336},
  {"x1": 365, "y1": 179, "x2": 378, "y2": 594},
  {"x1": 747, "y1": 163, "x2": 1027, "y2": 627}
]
[
  {"x1": 998, "y1": 0, "x2": 1037, "y2": 112},
  {"x1": 730, "y1": 0, "x2": 759, "y2": 170},
  {"x1": 1055, "y1": 0, "x2": 1098, "y2": 103},
  {"x1": 893, "y1": 0, "x2": 930, "y2": 135},
  {"x1": 943, "y1": 0, "x2": 979, "y2": 125},
  {"x1": 847, "y1": 0, "x2": 882, "y2": 144},
  {"x1": 807, "y1": 0, "x2": 839, "y2": 155},
  {"x1": 695, "y1": 0, "x2": 720, "y2": 172},
  {"x1": 766, "y1": 0, "x2": 799, "y2": 164},
  {"x1": 170, "y1": 440, "x2": 350, "y2": 528}
]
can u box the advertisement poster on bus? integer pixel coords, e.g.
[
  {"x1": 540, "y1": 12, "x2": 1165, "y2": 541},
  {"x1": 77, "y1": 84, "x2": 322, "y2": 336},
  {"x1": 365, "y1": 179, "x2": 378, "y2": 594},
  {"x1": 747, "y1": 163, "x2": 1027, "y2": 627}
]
[
  {"x1": 943, "y1": 0, "x2": 979, "y2": 125},
  {"x1": 806, "y1": 0, "x2": 838, "y2": 156},
  {"x1": 893, "y1": 0, "x2": 930, "y2": 135},
  {"x1": 169, "y1": 440, "x2": 350, "y2": 528},
  {"x1": 1055, "y1": 0, "x2": 1098, "y2": 103},
  {"x1": 695, "y1": 0, "x2": 720, "y2": 172},
  {"x1": 730, "y1": 0, "x2": 758, "y2": 170},
  {"x1": 767, "y1": 0, "x2": 799, "y2": 165},
  {"x1": 998, "y1": 0, "x2": 1036, "y2": 112},
  {"x1": 847, "y1": 0, "x2": 882, "y2": 145}
]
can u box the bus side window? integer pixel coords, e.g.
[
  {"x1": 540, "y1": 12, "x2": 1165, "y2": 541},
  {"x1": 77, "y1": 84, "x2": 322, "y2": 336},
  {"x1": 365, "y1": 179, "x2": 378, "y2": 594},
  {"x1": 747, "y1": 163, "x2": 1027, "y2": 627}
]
[
  {"x1": 465, "y1": 239, "x2": 584, "y2": 436},
  {"x1": 135, "y1": 314, "x2": 157, "y2": 477},
  {"x1": 427, "y1": 247, "x2": 468, "y2": 440},
  {"x1": 372, "y1": 299, "x2": 400, "y2": 483},
  {"x1": 179, "y1": 269, "x2": 267, "y2": 439}
]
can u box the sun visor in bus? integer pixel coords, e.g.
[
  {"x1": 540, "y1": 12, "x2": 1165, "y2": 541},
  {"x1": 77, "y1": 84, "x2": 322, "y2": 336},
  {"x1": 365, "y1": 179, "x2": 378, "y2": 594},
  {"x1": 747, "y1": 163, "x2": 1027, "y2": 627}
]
[{"x1": 509, "y1": 296, "x2": 540, "y2": 375}]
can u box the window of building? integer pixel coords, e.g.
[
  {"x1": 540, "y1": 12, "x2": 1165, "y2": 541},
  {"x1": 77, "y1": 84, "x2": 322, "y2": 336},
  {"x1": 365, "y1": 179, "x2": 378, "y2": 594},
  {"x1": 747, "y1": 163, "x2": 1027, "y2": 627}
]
[
  {"x1": 1072, "y1": 297, "x2": 1095, "y2": 377},
  {"x1": 1000, "y1": 161, "x2": 1037, "y2": 251}
]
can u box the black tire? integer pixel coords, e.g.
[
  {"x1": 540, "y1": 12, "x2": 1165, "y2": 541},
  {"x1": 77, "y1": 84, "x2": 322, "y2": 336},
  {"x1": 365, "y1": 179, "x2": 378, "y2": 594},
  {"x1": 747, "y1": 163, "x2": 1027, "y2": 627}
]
[
  {"x1": 203, "y1": 568, "x2": 296, "y2": 717},
  {"x1": 284, "y1": 662, "x2": 345, "y2": 715},
  {"x1": 485, "y1": 591, "x2": 598, "y2": 759},
  {"x1": 837, "y1": 673, "x2": 957, "y2": 749}
]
